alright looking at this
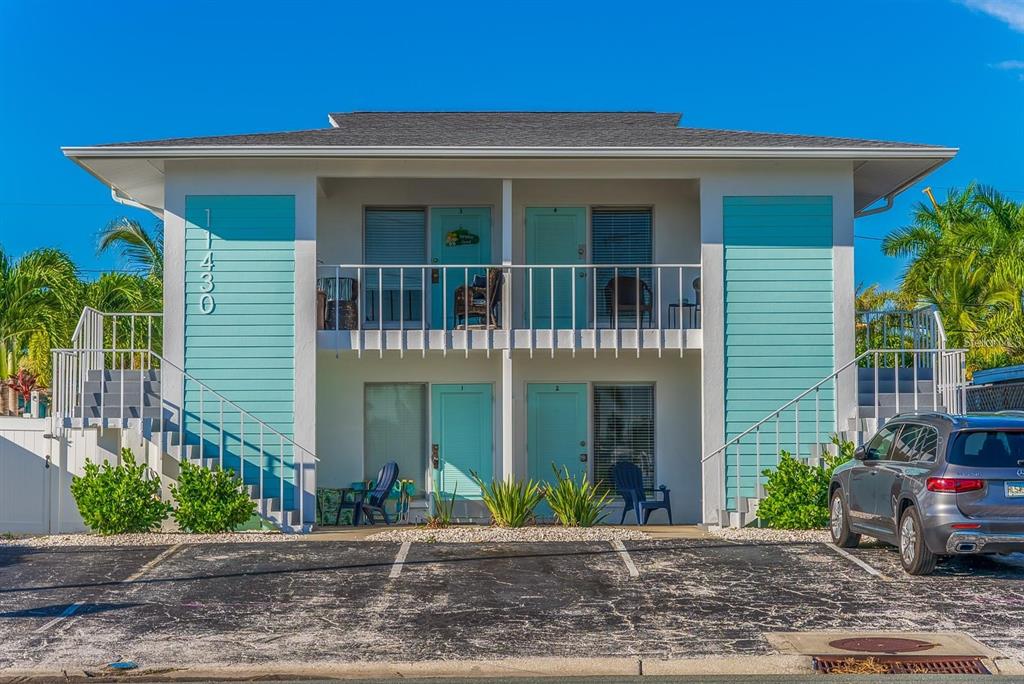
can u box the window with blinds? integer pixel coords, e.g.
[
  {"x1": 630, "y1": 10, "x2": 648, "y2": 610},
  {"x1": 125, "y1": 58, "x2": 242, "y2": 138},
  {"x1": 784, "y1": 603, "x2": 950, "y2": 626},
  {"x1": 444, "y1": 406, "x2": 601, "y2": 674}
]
[
  {"x1": 364, "y1": 208, "x2": 426, "y2": 323},
  {"x1": 364, "y1": 384, "x2": 426, "y2": 492},
  {"x1": 592, "y1": 384, "x2": 655, "y2": 489},
  {"x1": 592, "y1": 209, "x2": 653, "y2": 328}
]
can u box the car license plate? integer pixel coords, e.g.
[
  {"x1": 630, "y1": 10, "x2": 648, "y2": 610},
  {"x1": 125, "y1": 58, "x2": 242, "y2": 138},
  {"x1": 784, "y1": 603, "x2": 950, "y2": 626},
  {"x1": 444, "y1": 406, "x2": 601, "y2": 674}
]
[{"x1": 1006, "y1": 481, "x2": 1024, "y2": 498}]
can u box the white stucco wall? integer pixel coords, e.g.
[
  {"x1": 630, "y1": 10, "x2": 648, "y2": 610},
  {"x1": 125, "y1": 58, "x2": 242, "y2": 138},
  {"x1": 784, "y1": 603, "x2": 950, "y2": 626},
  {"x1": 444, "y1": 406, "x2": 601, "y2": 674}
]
[
  {"x1": 316, "y1": 177, "x2": 699, "y2": 264},
  {"x1": 158, "y1": 156, "x2": 859, "y2": 526},
  {"x1": 315, "y1": 349, "x2": 702, "y2": 523},
  {"x1": 316, "y1": 352, "x2": 502, "y2": 489},
  {"x1": 511, "y1": 352, "x2": 703, "y2": 523}
]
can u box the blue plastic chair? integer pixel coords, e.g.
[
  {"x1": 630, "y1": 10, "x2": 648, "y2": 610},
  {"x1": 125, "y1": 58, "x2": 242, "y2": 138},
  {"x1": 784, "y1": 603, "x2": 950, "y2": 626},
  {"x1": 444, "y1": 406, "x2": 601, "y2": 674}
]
[
  {"x1": 357, "y1": 462, "x2": 400, "y2": 525},
  {"x1": 612, "y1": 461, "x2": 672, "y2": 525}
]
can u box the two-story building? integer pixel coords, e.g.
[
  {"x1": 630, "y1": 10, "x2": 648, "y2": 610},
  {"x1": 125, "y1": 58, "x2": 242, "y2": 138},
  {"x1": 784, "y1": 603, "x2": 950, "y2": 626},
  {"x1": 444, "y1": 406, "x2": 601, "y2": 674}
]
[{"x1": 60, "y1": 112, "x2": 956, "y2": 530}]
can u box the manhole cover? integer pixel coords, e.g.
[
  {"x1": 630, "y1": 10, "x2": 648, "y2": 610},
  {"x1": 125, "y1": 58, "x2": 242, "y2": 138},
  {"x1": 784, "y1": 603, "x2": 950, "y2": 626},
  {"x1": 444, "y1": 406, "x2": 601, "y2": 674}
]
[
  {"x1": 828, "y1": 637, "x2": 937, "y2": 654},
  {"x1": 814, "y1": 656, "x2": 990, "y2": 675}
]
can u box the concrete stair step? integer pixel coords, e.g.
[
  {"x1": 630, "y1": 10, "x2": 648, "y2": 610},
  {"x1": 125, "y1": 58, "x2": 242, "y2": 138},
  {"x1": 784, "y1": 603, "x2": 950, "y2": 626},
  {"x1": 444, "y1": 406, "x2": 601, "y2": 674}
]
[
  {"x1": 86, "y1": 369, "x2": 160, "y2": 383},
  {"x1": 857, "y1": 366, "x2": 935, "y2": 381}
]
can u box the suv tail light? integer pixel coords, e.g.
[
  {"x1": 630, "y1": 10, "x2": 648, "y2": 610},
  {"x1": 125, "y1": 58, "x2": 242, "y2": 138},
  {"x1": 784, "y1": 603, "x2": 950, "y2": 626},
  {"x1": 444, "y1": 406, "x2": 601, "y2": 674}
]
[{"x1": 927, "y1": 477, "x2": 985, "y2": 493}]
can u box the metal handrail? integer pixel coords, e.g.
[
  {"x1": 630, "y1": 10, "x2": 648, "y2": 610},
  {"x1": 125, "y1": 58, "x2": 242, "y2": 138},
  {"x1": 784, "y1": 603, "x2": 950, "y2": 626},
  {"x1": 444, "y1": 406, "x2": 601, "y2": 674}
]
[
  {"x1": 51, "y1": 347, "x2": 319, "y2": 464},
  {"x1": 705, "y1": 346, "x2": 967, "y2": 463},
  {"x1": 54, "y1": 307, "x2": 313, "y2": 531}
]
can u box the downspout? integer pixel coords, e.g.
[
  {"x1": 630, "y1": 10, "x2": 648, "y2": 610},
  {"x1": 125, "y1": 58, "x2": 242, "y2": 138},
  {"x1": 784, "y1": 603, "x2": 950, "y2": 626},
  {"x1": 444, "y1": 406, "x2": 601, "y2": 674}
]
[
  {"x1": 111, "y1": 187, "x2": 163, "y2": 219},
  {"x1": 854, "y1": 193, "x2": 894, "y2": 218}
]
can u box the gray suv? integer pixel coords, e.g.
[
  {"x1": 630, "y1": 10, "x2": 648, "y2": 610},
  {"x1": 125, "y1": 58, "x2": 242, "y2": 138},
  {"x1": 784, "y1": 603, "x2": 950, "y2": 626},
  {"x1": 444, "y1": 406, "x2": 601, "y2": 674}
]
[{"x1": 829, "y1": 412, "x2": 1024, "y2": 574}]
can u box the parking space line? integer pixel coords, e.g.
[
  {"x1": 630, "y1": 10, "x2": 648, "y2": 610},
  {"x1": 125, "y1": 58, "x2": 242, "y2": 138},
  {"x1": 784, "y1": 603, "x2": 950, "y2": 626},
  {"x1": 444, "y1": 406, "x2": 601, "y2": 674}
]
[
  {"x1": 33, "y1": 601, "x2": 84, "y2": 633},
  {"x1": 826, "y1": 543, "x2": 889, "y2": 580},
  {"x1": 389, "y1": 542, "x2": 411, "y2": 579},
  {"x1": 611, "y1": 540, "x2": 640, "y2": 578},
  {"x1": 124, "y1": 544, "x2": 184, "y2": 585},
  {"x1": 33, "y1": 543, "x2": 184, "y2": 635}
]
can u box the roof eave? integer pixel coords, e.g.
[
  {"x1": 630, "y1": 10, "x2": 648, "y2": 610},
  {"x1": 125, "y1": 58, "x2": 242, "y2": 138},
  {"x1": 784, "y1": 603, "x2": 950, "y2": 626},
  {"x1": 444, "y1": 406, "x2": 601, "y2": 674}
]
[{"x1": 62, "y1": 145, "x2": 959, "y2": 160}]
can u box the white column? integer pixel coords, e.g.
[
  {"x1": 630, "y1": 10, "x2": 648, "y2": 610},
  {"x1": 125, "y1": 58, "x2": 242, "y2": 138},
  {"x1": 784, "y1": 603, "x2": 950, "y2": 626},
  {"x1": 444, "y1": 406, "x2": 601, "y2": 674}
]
[
  {"x1": 501, "y1": 180, "x2": 514, "y2": 480},
  {"x1": 295, "y1": 178, "x2": 318, "y2": 526}
]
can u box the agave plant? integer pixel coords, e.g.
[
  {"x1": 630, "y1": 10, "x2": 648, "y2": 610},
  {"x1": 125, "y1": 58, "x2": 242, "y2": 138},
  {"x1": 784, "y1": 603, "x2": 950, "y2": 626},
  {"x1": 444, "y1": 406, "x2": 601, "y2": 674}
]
[
  {"x1": 426, "y1": 474, "x2": 456, "y2": 528},
  {"x1": 470, "y1": 471, "x2": 543, "y2": 528},
  {"x1": 545, "y1": 465, "x2": 611, "y2": 527}
]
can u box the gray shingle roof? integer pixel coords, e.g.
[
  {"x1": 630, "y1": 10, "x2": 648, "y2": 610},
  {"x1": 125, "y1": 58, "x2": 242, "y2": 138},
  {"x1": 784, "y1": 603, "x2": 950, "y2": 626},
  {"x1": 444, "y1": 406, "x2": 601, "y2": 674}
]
[{"x1": 94, "y1": 111, "x2": 946, "y2": 149}]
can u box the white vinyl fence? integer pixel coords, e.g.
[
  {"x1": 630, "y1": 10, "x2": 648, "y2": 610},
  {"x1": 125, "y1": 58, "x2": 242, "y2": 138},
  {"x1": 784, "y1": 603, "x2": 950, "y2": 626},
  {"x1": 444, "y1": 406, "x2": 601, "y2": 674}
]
[{"x1": 0, "y1": 417, "x2": 96, "y2": 534}]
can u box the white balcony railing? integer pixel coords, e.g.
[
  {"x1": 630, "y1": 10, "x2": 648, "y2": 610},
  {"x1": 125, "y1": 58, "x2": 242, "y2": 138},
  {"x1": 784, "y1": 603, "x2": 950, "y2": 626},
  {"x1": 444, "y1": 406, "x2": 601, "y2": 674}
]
[{"x1": 316, "y1": 263, "x2": 701, "y2": 355}]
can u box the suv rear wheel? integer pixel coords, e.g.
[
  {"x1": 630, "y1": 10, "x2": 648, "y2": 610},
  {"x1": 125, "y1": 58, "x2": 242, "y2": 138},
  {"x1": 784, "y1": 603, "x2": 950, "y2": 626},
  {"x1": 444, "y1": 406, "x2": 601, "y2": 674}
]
[
  {"x1": 830, "y1": 489, "x2": 861, "y2": 548},
  {"x1": 899, "y1": 505, "x2": 938, "y2": 575}
]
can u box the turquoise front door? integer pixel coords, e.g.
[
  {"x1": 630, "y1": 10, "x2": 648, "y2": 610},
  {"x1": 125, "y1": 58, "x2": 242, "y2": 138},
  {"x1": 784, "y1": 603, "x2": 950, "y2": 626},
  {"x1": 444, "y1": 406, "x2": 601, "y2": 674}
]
[
  {"x1": 525, "y1": 208, "x2": 587, "y2": 329},
  {"x1": 527, "y1": 383, "x2": 588, "y2": 483},
  {"x1": 431, "y1": 383, "x2": 493, "y2": 500},
  {"x1": 430, "y1": 207, "x2": 492, "y2": 330}
]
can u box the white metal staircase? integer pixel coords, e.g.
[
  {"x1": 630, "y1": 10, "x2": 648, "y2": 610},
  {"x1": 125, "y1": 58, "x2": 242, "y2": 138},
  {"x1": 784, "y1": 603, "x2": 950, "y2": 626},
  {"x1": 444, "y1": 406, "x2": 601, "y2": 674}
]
[
  {"x1": 50, "y1": 307, "x2": 314, "y2": 532},
  {"x1": 706, "y1": 306, "x2": 969, "y2": 527}
]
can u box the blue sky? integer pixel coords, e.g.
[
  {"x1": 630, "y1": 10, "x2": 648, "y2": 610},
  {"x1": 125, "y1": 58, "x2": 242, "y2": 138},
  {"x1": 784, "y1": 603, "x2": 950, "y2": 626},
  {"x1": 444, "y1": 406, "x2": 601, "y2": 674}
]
[{"x1": 1, "y1": 0, "x2": 1022, "y2": 287}]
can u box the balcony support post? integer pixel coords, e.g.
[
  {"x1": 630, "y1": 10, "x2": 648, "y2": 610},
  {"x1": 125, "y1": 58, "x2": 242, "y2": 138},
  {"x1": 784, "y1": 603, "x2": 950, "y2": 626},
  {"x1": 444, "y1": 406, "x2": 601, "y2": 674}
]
[{"x1": 501, "y1": 180, "x2": 514, "y2": 480}]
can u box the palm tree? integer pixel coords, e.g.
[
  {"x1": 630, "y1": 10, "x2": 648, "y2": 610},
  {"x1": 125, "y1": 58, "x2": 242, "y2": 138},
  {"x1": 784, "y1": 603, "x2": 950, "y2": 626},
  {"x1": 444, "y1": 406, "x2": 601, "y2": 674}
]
[
  {"x1": 882, "y1": 184, "x2": 1024, "y2": 370},
  {"x1": 97, "y1": 217, "x2": 164, "y2": 280},
  {"x1": 0, "y1": 246, "x2": 78, "y2": 390}
]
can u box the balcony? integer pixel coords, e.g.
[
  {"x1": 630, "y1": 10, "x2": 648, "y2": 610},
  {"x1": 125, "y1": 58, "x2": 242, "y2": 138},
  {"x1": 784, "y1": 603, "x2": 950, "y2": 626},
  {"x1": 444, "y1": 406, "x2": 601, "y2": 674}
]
[{"x1": 316, "y1": 263, "x2": 701, "y2": 355}]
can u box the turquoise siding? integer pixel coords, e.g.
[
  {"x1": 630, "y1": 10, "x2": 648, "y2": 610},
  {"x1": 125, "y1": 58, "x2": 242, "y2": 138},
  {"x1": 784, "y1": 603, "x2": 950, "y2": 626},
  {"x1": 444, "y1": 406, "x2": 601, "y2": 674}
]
[
  {"x1": 183, "y1": 195, "x2": 296, "y2": 506},
  {"x1": 723, "y1": 196, "x2": 834, "y2": 509}
]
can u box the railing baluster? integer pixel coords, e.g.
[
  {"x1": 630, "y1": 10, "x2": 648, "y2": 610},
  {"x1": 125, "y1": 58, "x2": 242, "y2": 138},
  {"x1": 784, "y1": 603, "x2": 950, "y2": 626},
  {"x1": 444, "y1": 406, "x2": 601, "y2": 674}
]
[
  {"x1": 735, "y1": 442, "x2": 741, "y2": 516},
  {"x1": 775, "y1": 413, "x2": 780, "y2": 459},
  {"x1": 443, "y1": 267, "x2": 448, "y2": 356},
  {"x1": 219, "y1": 399, "x2": 225, "y2": 471},
  {"x1": 335, "y1": 266, "x2": 341, "y2": 357},
  {"x1": 550, "y1": 266, "x2": 555, "y2": 358},
  {"x1": 279, "y1": 433, "x2": 285, "y2": 526},
  {"x1": 199, "y1": 387, "x2": 204, "y2": 463},
  {"x1": 356, "y1": 266, "x2": 362, "y2": 358},
  {"x1": 755, "y1": 426, "x2": 761, "y2": 498},
  {"x1": 259, "y1": 422, "x2": 265, "y2": 508},
  {"x1": 635, "y1": 266, "x2": 641, "y2": 358},
  {"x1": 678, "y1": 266, "x2": 684, "y2": 358},
  {"x1": 874, "y1": 351, "x2": 880, "y2": 425},
  {"x1": 119, "y1": 352, "x2": 124, "y2": 427},
  {"x1": 815, "y1": 388, "x2": 820, "y2": 463},
  {"x1": 593, "y1": 265, "x2": 598, "y2": 358},
  {"x1": 795, "y1": 401, "x2": 800, "y2": 461},
  {"x1": 378, "y1": 266, "x2": 384, "y2": 358},
  {"x1": 895, "y1": 351, "x2": 900, "y2": 415},
  {"x1": 421, "y1": 267, "x2": 427, "y2": 357},
  {"x1": 571, "y1": 265, "x2": 576, "y2": 357},
  {"x1": 913, "y1": 351, "x2": 919, "y2": 411},
  {"x1": 614, "y1": 266, "x2": 619, "y2": 358},
  {"x1": 529, "y1": 266, "x2": 534, "y2": 358}
]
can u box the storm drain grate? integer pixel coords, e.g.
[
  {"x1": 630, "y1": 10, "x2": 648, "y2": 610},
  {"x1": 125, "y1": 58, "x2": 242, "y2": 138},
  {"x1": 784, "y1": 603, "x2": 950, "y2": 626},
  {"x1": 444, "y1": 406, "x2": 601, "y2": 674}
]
[{"x1": 813, "y1": 656, "x2": 991, "y2": 675}]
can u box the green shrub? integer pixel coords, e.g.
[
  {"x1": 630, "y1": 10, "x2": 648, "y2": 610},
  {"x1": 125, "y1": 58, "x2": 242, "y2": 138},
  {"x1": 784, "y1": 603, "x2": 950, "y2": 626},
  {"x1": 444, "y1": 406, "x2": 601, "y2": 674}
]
[
  {"x1": 471, "y1": 472, "x2": 543, "y2": 528},
  {"x1": 70, "y1": 448, "x2": 170, "y2": 535},
  {"x1": 170, "y1": 461, "x2": 257, "y2": 533},
  {"x1": 546, "y1": 465, "x2": 611, "y2": 527},
  {"x1": 426, "y1": 474, "x2": 456, "y2": 528},
  {"x1": 756, "y1": 435, "x2": 853, "y2": 529}
]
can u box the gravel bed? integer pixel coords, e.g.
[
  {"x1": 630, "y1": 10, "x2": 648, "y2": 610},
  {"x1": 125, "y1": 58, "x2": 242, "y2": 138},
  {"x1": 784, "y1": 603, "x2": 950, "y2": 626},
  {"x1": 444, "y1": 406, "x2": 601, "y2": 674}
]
[
  {"x1": 365, "y1": 525, "x2": 651, "y2": 543},
  {"x1": 705, "y1": 525, "x2": 831, "y2": 544},
  {"x1": 0, "y1": 532, "x2": 296, "y2": 548}
]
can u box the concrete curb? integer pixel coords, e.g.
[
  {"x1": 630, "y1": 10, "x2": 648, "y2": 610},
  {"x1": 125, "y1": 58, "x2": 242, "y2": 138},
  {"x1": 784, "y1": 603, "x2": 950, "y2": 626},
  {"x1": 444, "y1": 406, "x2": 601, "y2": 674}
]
[{"x1": 0, "y1": 655, "x2": 817, "y2": 681}]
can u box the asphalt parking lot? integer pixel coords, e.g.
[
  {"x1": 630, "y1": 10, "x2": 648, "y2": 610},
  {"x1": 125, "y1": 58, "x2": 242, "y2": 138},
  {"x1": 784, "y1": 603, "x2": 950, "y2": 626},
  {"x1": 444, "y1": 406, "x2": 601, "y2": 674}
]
[{"x1": 1, "y1": 538, "x2": 1023, "y2": 673}]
